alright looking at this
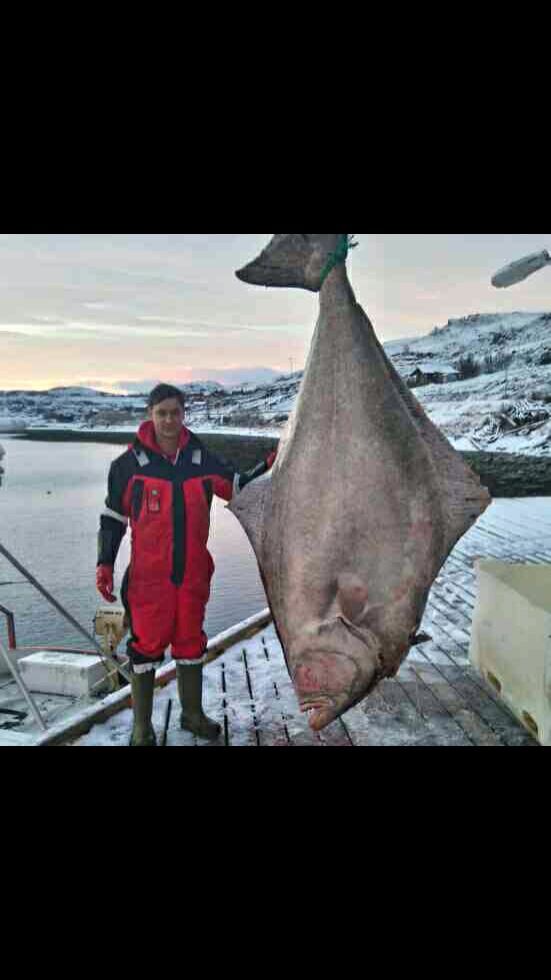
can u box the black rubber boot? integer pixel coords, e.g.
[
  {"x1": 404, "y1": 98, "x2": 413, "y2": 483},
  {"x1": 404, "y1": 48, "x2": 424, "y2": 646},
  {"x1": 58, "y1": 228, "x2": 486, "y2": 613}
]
[
  {"x1": 177, "y1": 663, "x2": 221, "y2": 740},
  {"x1": 129, "y1": 670, "x2": 157, "y2": 746}
]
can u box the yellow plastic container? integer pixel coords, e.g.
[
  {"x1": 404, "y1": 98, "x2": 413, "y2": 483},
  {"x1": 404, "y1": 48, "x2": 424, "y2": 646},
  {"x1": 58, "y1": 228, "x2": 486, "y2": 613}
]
[{"x1": 469, "y1": 560, "x2": 551, "y2": 746}]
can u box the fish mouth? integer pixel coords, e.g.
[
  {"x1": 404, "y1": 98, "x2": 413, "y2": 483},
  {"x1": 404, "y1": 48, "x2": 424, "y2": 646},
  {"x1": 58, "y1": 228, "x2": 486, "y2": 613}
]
[
  {"x1": 292, "y1": 648, "x2": 371, "y2": 731},
  {"x1": 299, "y1": 695, "x2": 340, "y2": 731}
]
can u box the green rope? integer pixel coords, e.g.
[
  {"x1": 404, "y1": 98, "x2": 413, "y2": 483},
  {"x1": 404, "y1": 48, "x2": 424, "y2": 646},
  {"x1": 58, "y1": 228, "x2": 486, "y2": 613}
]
[{"x1": 319, "y1": 234, "x2": 358, "y2": 285}]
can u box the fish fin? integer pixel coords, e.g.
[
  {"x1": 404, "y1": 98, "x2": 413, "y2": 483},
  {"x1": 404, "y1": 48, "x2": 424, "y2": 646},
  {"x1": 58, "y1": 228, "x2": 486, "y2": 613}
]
[
  {"x1": 377, "y1": 325, "x2": 491, "y2": 535},
  {"x1": 410, "y1": 630, "x2": 431, "y2": 646},
  {"x1": 227, "y1": 476, "x2": 272, "y2": 562}
]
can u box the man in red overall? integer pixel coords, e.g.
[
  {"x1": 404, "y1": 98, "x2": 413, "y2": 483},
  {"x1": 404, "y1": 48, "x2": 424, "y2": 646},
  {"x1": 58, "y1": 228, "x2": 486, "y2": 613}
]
[{"x1": 96, "y1": 384, "x2": 276, "y2": 746}]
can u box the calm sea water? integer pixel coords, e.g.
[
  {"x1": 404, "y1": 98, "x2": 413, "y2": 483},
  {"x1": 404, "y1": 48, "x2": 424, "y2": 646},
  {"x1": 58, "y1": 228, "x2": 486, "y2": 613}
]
[{"x1": 0, "y1": 436, "x2": 267, "y2": 652}]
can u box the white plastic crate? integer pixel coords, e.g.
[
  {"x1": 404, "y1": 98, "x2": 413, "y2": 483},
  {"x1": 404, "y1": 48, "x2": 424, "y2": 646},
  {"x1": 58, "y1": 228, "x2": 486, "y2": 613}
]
[
  {"x1": 469, "y1": 560, "x2": 551, "y2": 746},
  {"x1": 18, "y1": 650, "x2": 109, "y2": 697}
]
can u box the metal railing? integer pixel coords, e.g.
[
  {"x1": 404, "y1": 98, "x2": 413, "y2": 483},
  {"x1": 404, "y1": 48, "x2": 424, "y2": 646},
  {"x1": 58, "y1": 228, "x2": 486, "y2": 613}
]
[{"x1": 0, "y1": 539, "x2": 132, "y2": 733}]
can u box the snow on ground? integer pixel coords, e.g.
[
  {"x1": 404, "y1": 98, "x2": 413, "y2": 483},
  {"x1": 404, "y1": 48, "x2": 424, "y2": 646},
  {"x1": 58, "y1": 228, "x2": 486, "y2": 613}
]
[
  {"x1": 183, "y1": 423, "x2": 282, "y2": 439},
  {"x1": 413, "y1": 364, "x2": 551, "y2": 455},
  {"x1": 10, "y1": 420, "x2": 282, "y2": 439},
  {"x1": 3, "y1": 312, "x2": 551, "y2": 454}
]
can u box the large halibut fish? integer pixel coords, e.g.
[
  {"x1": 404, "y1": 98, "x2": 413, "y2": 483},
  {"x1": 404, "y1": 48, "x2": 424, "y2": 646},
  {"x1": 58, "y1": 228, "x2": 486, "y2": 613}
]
[{"x1": 230, "y1": 234, "x2": 490, "y2": 730}]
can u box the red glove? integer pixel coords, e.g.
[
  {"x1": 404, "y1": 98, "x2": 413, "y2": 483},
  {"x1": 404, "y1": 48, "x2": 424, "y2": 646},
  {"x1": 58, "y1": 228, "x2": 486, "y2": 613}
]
[
  {"x1": 96, "y1": 564, "x2": 116, "y2": 603},
  {"x1": 266, "y1": 450, "x2": 277, "y2": 470}
]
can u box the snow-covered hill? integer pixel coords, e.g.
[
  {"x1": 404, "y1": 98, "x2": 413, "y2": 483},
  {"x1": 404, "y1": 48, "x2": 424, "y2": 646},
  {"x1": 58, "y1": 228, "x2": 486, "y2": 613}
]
[
  {"x1": 46, "y1": 386, "x2": 109, "y2": 398},
  {"x1": 385, "y1": 311, "x2": 551, "y2": 374},
  {"x1": 3, "y1": 311, "x2": 551, "y2": 454},
  {"x1": 385, "y1": 311, "x2": 551, "y2": 455}
]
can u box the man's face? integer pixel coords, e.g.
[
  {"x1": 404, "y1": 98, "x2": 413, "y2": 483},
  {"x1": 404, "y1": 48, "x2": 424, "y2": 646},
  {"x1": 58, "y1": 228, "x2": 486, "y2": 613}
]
[{"x1": 149, "y1": 397, "x2": 185, "y2": 442}]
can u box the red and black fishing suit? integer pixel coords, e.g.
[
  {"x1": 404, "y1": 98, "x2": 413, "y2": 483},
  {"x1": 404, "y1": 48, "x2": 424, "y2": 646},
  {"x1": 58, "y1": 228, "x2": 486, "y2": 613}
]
[{"x1": 97, "y1": 421, "x2": 263, "y2": 670}]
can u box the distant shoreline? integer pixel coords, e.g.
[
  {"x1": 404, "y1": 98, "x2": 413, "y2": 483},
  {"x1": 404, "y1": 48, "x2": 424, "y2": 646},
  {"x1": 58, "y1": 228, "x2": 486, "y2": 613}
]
[
  {"x1": 9, "y1": 430, "x2": 551, "y2": 497},
  {"x1": 13, "y1": 428, "x2": 279, "y2": 444},
  {"x1": 13, "y1": 428, "x2": 280, "y2": 471}
]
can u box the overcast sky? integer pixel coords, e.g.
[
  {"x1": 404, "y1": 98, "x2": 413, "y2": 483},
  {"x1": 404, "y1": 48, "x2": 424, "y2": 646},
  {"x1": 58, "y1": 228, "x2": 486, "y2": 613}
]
[{"x1": 1, "y1": 233, "x2": 550, "y2": 391}]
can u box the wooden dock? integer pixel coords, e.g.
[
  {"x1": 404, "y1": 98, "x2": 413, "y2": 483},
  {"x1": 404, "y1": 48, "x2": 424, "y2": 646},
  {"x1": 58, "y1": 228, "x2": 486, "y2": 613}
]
[{"x1": 69, "y1": 497, "x2": 549, "y2": 748}]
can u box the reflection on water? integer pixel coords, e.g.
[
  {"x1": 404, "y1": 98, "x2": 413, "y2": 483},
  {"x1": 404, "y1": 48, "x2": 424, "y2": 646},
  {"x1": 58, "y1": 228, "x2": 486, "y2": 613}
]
[{"x1": 0, "y1": 436, "x2": 268, "y2": 652}]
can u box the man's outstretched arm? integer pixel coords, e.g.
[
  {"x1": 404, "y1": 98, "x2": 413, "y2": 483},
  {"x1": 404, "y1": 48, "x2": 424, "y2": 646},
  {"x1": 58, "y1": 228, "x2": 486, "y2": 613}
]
[
  {"x1": 237, "y1": 450, "x2": 277, "y2": 491},
  {"x1": 207, "y1": 446, "x2": 278, "y2": 501}
]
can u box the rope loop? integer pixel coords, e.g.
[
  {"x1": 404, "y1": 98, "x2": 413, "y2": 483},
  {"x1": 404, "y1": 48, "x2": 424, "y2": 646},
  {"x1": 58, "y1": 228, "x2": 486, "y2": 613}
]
[{"x1": 319, "y1": 234, "x2": 358, "y2": 284}]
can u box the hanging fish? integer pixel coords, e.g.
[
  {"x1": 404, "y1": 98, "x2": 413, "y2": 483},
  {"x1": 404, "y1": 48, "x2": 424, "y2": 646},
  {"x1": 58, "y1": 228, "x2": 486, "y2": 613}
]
[{"x1": 230, "y1": 235, "x2": 490, "y2": 730}]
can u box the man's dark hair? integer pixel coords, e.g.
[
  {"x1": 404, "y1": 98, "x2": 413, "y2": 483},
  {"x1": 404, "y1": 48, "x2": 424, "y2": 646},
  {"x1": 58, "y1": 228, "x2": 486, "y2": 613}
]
[{"x1": 147, "y1": 384, "x2": 186, "y2": 409}]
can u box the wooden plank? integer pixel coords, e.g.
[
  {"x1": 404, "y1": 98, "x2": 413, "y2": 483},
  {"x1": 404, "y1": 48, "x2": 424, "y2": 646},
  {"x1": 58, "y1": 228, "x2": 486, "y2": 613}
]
[
  {"x1": 424, "y1": 594, "x2": 472, "y2": 645},
  {"x1": 421, "y1": 609, "x2": 470, "y2": 666},
  {"x1": 72, "y1": 704, "x2": 135, "y2": 746},
  {"x1": 438, "y1": 571, "x2": 477, "y2": 602},
  {"x1": 242, "y1": 634, "x2": 290, "y2": 745},
  {"x1": 442, "y1": 552, "x2": 478, "y2": 584},
  {"x1": 414, "y1": 638, "x2": 457, "y2": 667},
  {"x1": 475, "y1": 528, "x2": 546, "y2": 558},
  {"x1": 498, "y1": 501, "x2": 551, "y2": 535},
  {"x1": 316, "y1": 717, "x2": 353, "y2": 746},
  {"x1": 395, "y1": 662, "x2": 472, "y2": 745},
  {"x1": 436, "y1": 664, "x2": 537, "y2": 746},
  {"x1": 478, "y1": 511, "x2": 538, "y2": 538},
  {"x1": 458, "y1": 528, "x2": 538, "y2": 564},
  {"x1": 409, "y1": 661, "x2": 503, "y2": 746},
  {"x1": 426, "y1": 590, "x2": 473, "y2": 640},
  {"x1": 531, "y1": 551, "x2": 551, "y2": 564},
  {"x1": 220, "y1": 646, "x2": 259, "y2": 746},
  {"x1": 0, "y1": 729, "x2": 38, "y2": 745},
  {"x1": 339, "y1": 672, "x2": 432, "y2": 746},
  {"x1": 462, "y1": 522, "x2": 528, "y2": 552},
  {"x1": 447, "y1": 543, "x2": 476, "y2": 566},
  {"x1": 497, "y1": 498, "x2": 551, "y2": 522},
  {"x1": 478, "y1": 504, "x2": 551, "y2": 541},
  {"x1": 254, "y1": 627, "x2": 318, "y2": 746},
  {"x1": 432, "y1": 576, "x2": 476, "y2": 612}
]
